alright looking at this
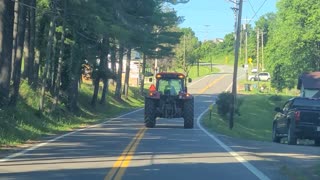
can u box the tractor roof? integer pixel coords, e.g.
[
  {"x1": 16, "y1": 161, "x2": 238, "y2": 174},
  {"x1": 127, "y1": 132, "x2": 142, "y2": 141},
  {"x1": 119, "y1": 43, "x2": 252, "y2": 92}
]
[{"x1": 156, "y1": 72, "x2": 186, "y2": 79}]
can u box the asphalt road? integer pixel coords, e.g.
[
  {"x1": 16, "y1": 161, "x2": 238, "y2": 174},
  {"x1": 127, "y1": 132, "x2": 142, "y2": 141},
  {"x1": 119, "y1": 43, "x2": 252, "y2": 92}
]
[{"x1": 0, "y1": 65, "x2": 318, "y2": 180}]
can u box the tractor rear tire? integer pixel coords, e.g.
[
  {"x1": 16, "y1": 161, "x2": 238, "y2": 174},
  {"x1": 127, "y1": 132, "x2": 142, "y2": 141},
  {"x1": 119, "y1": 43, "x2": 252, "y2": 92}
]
[
  {"x1": 145, "y1": 98, "x2": 156, "y2": 128},
  {"x1": 183, "y1": 98, "x2": 194, "y2": 129}
]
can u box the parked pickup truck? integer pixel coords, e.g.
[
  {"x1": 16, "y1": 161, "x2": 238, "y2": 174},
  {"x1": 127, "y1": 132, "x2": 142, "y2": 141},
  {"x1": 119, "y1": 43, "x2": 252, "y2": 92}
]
[{"x1": 272, "y1": 97, "x2": 320, "y2": 145}]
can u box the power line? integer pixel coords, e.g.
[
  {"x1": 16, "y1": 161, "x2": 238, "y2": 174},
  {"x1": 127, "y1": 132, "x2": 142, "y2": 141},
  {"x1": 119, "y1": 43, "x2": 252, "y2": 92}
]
[
  {"x1": 247, "y1": 0, "x2": 257, "y2": 14},
  {"x1": 248, "y1": 0, "x2": 268, "y2": 24}
]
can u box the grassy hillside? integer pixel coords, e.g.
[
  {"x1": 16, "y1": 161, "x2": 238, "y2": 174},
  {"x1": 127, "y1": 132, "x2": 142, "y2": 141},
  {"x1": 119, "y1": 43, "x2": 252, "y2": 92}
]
[
  {"x1": 0, "y1": 80, "x2": 144, "y2": 147},
  {"x1": 170, "y1": 65, "x2": 220, "y2": 79},
  {"x1": 187, "y1": 65, "x2": 219, "y2": 78},
  {"x1": 211, "y1": 54, "x2": 235, "y2": 65}
]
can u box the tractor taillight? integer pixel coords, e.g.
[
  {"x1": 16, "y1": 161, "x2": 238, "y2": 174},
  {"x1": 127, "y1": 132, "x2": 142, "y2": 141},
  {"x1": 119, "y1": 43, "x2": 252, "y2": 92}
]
[{"x1": 294, "y1": 111, "x2": 300, "y2": 122}]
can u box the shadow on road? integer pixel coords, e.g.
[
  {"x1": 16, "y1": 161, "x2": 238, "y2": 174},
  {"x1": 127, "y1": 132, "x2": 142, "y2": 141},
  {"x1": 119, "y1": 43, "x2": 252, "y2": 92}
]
[{"x1": 0, "y1": 94, "x2": 319, "y2": 180}]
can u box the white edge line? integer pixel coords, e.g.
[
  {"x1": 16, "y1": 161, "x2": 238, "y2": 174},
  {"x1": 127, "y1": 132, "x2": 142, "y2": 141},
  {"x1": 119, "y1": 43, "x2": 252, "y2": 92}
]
[
  {"x1": 196, "y1": 76, "x2": 270, "y2": 180},
  {"x1": 0, "y1": 108, "x2": 143, "y2": 163},
  {"x1": 226, "y1": 73, "x2": 246, "y2": 91}
]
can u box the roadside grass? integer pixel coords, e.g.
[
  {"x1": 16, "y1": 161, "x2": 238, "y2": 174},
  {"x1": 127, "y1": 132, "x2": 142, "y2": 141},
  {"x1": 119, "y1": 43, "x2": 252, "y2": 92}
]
[
  {"x1": 187, "y1": 65, "x2": 219, "y2": 79},
  {"x1": 0, "y1": 80, "x2": 144, "y2": 148},
  {"x1": 202, "y1": 79, "x2": 298, "y2": 141},
  {"x1": 200, "y1": 54, "x2": 235, "y2": 65},
  {"x1": 203, "y1": 93, "x2": 293, "y2": 141}
]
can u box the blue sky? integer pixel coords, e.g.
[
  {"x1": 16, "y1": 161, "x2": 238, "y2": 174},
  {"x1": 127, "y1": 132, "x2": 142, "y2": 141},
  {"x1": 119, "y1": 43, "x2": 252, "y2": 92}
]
[{"x1": 173, "y1": 0, "x2": 278, "y2": 41}]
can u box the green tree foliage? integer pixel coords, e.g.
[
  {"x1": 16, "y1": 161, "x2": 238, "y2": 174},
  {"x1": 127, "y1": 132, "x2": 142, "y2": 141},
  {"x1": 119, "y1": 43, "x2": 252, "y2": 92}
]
[
  {"x1": 215, "y1": 33, "x2": 234, "y2": 56},
  {"x1": 265, "y1": 0, "x2": 320, "y2": 90},
  {"x1": 173, "y1": 28, "x2": 200, "y2": 76},
  {"x1": 0, "y1": 0, "x2": 184, "y2": 111},
  {"x1": 195, "y1": 41, "x2": 216, "y2": 63}
]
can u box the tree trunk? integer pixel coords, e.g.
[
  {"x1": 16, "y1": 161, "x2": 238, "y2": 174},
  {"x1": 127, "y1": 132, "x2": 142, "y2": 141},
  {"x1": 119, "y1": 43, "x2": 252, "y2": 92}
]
[
  {"x1": 100, "y1": 77, "x2": 109, "y2": 104},
  {"x1": 91, "y1": 77, "x2": 100, "y2": 107},
  {"x1": 28, "y1": 0, "x2": 36, "y2": 86},
  {"x1": 10, "y1": 0, "x2": 27, "y2": 106},
  {"x1": 91, "y1": 56, "x2": 102, "y2": 107},
  {"x1": 0, "y1": 0, "x2": 15, "y2": 106},
  {"x1": 22, "y1": 6, "x2": 30, "y2": 79},
  {"x1": 39, "y1": 14, "x2": 56, "y2": 111},
  {"x1": 115, "y1": 44, "x2": 124, "y2": 99},
  {"x1": 67, "y1": 38, "x2": 82, "y2": 112},
  {"x1": 140, "y1": 53, "x2": 147, "y2": 95},
  {"x1": 122, "y1": 47, "x2": 131, "y2": 98},
  {"x1": 49, "y1": 29, "x2": 57, "y2": 93},
  {"x1": 100, "y1": 37, "x2": 110, "y2": 105},
  {"x1": 33, "y1": 51, "x2": 40, "y2": 89},
  {"x1": 11, "y1": 1, "x2": 19, "y2": 81},
  {"x1": 53, "y1": 0, "x2": 67, "y2": 110},
  {"x1": 110, "y1": 42, "x2": 116, "y2": 85}
]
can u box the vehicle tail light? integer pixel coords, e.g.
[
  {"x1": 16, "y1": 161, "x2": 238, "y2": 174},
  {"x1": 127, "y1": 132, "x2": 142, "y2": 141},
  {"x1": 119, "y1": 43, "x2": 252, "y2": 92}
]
[{"x1": 294, "y1": 111, "x2": 300, "y2": 122}]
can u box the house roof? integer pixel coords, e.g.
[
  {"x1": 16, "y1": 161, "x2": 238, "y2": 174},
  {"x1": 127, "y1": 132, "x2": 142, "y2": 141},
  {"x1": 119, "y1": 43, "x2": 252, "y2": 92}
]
[{"x1": 297, "y1": 72, "x2": 320, "y2": 90}]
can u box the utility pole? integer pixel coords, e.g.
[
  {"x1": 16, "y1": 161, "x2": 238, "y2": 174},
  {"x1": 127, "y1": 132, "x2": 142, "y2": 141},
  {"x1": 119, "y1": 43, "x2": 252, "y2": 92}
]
[
  {"x1": 204, "y1": 25, "x2": 212, "y2": 72},
  {"x1": 261, "y1": 31, "x2": 264, "y2": 71},
  {"x1": 242, "y1": 18, "x2": 251, "y2": 81},
  {"x1": 204, "y1": 25, "x2": 210, "y2": 41},
  {"x1": 184, "y1": 34, "x2": 188, "y2": 88},
  {"x1": 231, "y1": 2, "x2": 238, "y2": 37},
  {"x1": 154, "y1": 29, "x2": 160, "y2": 81},
  {"x1": 256, "y1": 28, "x2": 260, "y2": 72},
  {"x1": 245, "y1": 23, "x2": 248, "y2": 80},
  {"x1": 183, "y1": 34, "x2": 186, "y2": 74},
  {"x1": 229, "y1": 0, "x2": 243, "y2": 130}
]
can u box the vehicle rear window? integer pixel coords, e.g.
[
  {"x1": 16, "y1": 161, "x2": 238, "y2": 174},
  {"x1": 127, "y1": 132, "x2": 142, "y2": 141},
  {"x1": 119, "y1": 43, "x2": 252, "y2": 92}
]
[{"x1": 293, "y1": 99, "x2": 320, "y2": 108}]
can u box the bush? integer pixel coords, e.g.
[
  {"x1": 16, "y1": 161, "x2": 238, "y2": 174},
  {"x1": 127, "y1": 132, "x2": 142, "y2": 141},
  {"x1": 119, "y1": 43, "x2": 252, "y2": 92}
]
[
  {"x1": 216, "y1": 92, "x2": 243, "y2": 118},
  {"x1": 216, "y1": 92, "x2": 234, "y2": 117}
]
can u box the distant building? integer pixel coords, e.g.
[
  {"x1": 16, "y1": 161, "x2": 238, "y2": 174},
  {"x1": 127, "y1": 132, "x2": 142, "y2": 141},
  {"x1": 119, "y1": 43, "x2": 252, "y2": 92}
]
[
  {"x1": 213, "y1": 38, "x2": 224, "y2": 43},
  {"x1": 297, "y1": 72, "x2": 320, "y2": 98}
]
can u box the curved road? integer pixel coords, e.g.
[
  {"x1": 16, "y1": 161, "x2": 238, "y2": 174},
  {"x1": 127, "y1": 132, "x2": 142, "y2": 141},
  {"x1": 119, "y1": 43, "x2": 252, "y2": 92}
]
[{"x1": 0, "y1": 65, "x2": 318, "y2": 180}]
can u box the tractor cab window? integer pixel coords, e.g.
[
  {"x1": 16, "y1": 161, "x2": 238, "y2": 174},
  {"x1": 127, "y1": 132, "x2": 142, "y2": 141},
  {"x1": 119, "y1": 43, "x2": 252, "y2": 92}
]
[{"x1": 158, "y1": 79, "x2": 182, "y2": 95}]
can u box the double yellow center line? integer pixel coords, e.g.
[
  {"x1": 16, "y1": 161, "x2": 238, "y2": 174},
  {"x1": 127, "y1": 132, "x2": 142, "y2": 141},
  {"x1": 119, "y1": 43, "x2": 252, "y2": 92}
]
[
  {"x1": 198, "y1": 74, "x2": 229, "y2": 94},
  {"x1": 105, "y1": 128, "x2": 147, "y2": 180},
  {"x1": 105, "y1": 74, "x2": 229, "y2": 179}
]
